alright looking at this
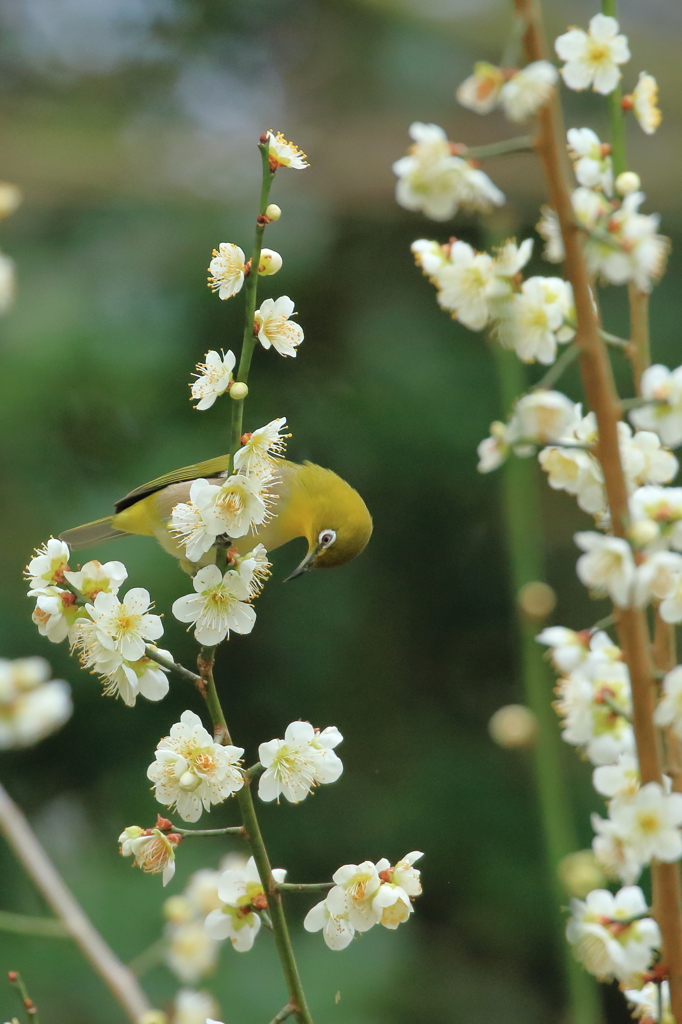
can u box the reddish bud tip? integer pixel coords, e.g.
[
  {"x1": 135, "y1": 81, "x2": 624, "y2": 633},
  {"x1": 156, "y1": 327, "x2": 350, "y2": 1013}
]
[
  {"x1": 155, "y1": 815, "x2": 173, "y2": 832},
  {"x1": 167, "y1": 833, "x2": 183, "y2": 846},
  {"x1": 599, "y1": 143, "x2": 612, "y2": 157},
  {"x1": 24, "y1": 999, "x2": 35, "y2": 1011},
  {"x1": 240, "y1": 433, "x2": 252, "y2": 444},
  {"x1": 621, "y1": 94, "x2": 634, "y2": 111},
  {"x1": 252, "y1": 893, "x2": 268, "y2": 910},
  {"x1": 259, "y1": 132, "x2": 268, "y2": 145},
  {"x1": 379, "y1": 868, "x2": 392, "y2": 884},
  {"x1": 226, "y1": 546, "x2": 239, "y2": 566},
  {"x1": 8, "y1": 971, "x2": 17, "y2": 983},
  {"x1": 256, "y1": 214, "x2": 268, "y2": 225}
]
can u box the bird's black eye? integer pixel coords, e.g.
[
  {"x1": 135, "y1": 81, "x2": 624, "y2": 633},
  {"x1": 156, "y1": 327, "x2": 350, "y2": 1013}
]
[{"x1": 318, "y1": 529, "x2": 336, "y2": 549}]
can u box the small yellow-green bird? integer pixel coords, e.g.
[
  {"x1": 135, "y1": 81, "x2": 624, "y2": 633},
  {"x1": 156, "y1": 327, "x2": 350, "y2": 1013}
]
[{"x1": 60, "y1": 454, "x2": 373, "y2": 580}]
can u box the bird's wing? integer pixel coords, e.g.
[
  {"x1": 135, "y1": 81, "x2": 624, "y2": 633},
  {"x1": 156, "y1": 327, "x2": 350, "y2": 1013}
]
[{"x1": 113, "y1": 454, "x2": 231, "y2": 513}]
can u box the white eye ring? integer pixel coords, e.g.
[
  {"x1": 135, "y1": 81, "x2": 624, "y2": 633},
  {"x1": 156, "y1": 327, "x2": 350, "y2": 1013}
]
[{"x1": 318, "y1": 529, "x2": 337, "y2": 549}]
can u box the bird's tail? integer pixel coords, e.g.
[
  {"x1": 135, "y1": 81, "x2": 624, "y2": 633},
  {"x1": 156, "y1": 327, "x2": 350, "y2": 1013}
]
[{"x1": 59, "y1": 516, "x2": 127, "y2": 550}]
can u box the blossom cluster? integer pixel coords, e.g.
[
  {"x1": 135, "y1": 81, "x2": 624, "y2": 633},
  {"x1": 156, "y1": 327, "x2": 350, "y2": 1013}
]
[
  {"x1": 0, "y1": 656, "x2": 71, "y2": 749},
  {"x1": 170, "y1": 417, "x2": 287, "y2": 564},
  {"x1": 412, "y1": 236, "x2": 579, "y2": 365},
  {"x1": 393, "y1": 122, "x2": 505, "y2": 222},
  {"x1": 304, "y1": 852, "x2": 423, "y2": 950},
  {"x1": 456, "y1": 60, "x2": 557, "y2": 123},
  {"x1": 26, "y1": 539, "x2": 171, "y2": 707},
  {"x1": 566, "y1": 885, "x2": 659, "y2": 986}
]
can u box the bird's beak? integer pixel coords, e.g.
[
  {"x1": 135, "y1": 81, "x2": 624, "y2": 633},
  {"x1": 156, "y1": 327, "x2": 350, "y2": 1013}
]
[{"x1": 284, "y1": 546, "x2": 319, "y2": 582}]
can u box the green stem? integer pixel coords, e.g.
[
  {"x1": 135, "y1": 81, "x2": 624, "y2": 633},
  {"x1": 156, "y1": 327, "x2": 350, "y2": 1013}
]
[
  {"x1": 0, "y1": 911, "x2": 68, "y2": 938},
  {"x1": 229, "y1": 143, "x2": 276, "y2": 457},
  {"x1": 144, "y1": 646, "x2": 202, "y2": 686},
  {"x1": 533, "y1": 342, "x2": 580, "y2": 390},
  {"x1": 494, "y1": 346, "x2": 603, "y2": 1024},
  {"x1": 172, "y1": 825, "x2": 245, "y2": 838},
  {"x1": 194, "y1": 643, "x2": 313, "y2": 1024},
  {"x1": 277, "y1": 882, "x2": 334, "y2": 893},
  {"x1": 464, "y1": 135, "x2": 535, "y2": 160},
  {"x1": 268, "y1": 1006, "x2": 295, "y2": 1024},
  {"x1": 237, "y1": 782, "x2": 313, "y2": 1024}
]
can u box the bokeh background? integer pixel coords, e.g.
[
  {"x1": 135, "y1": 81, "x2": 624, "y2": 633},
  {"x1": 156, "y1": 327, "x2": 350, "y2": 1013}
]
[{"x1": 0, "y1": 0, "x2": 681, "y2": 1021}]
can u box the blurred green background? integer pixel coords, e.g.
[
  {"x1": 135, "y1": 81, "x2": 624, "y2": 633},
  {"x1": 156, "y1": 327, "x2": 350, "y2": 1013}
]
[{"x1": 0, "y1": 0, "x2": 681, "y2": 1021}]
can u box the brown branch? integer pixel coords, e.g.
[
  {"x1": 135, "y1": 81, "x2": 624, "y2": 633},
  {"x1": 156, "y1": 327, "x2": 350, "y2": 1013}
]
[
  {"x1": 0, "y1": 781, "x2": 154, "y2": 1023},
  {"x1": 513, "y1": 0, "x2": 682, "y2": 1014},
  {"x1": 628, "y1": 284, "x2": 651, "y2": 397}
]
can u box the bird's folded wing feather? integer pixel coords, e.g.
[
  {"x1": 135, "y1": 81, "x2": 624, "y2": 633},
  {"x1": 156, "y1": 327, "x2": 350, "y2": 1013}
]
[{"x1": 114, "y1": 454, "x2": 231, "y2": 512}]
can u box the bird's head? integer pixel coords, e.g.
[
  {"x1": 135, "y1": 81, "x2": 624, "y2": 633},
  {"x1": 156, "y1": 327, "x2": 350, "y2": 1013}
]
[{"x1": 285, "y1": 462, "x2": 373, "y2": 580}]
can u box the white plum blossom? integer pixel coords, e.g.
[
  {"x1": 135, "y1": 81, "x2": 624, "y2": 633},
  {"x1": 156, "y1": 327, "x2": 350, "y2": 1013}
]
[
  {"x1": 575, "y1": 531, "x2": 635, "y2": 607},
  {"x1": 86, "y1": 588, "x2": 163, "y2": 661},
  {"x1": 536, "y1": 626, "x2": 591, "y2": 673},
  {"x1": 266, "y1": 131, "x2": 308, "y2": 170},
  {"x1": 235, "y1": 544, "x2": 271, "y2": 598},
  {"x1": 304, "y1": 886, "x2": 355, "y2": 951},
  {"x1": 591, "y1": 813, "x2": 643, "y2": 884},
  {"x1": 190, "y1": 350, "x2": 236, "y2": 410},
  {"x1": 654, "y1": 666, "x2": 682, "y2": 739},
  {"x1": 233, "y1": 418, "x2": 289, "y2": 476},
  {"x1": 629, "y1": 73, "x2": 662, "y2": 136},
  {"x1": 165, "y1": 922, "x2": 220, "y2": 983},
  {"x1": 539, "y1": 445, "x2": 604, "y2": 515},
  {"x1": 496, "y1": 276, "x2": 575, "y2": 365},
  {"x1": 566, "y1": 886, "x2": 660, "y2": 983},
  {"x1": 254, "y1": 297, "x2": 304, "y2": 357},
  {"x1": 630, "y1": 365, "x2": 682, "y2": 449},
  {"x1": 172, "y1": 565, "x2": 256, "y2": 646},
  {"x1": 31, "y1": 589, "x2": 82, "y2": 643},
  {"x1": 626, "y1": 981, "x2": 673, "y2": 1024},
  {"x1": 609, "y1": 783, "x2": 682, "y2": 864},
  {"x1": 499, "y1": 61, "x2": 558, "y2": 122},
  {"x1": 63, "y1": 559, "x2": 127, "y2": 600},
  {"x1": 119, "y1": 826, "x2": 180, "y2": 886},
  {"x1": 593, "y1": 753, "x2": 640, "y2": 803},
  {"x1": 209, "y1": 473, "x2": 271, "y2": 539},
  {"x1": 555, "y1": 659, "x2": 634, "y2": 766},
  {"x1": 258, "y1": 721, "x2": 343, "y2": 804},
  {"x1": 476, "y1": 421, "x2": 514, "y2": 474},
  {"x1": 373, "y1": 851, "x2": 423, "y2": 929},
  {"x1": 555, "y1": 14, "x2": 630, "y2": 95},
  {"x1": 630, "y1": 486, "x2": 682, "y2": 551},
  {"x1": 659, "y1": 577, "x2": 682, "y2": 624},
  {"x1": 567, "y1": 128, "x2": 613, "y2": 194},
  {"x1": 98, "y1": 649, "x2": 171, "y2": 707},
  {"x1": 393, "y1": 122, "x2": 505, "y2": 221},
  {"x1": 25, "y1": 538, "x2": 71, "y2": 591},
  {"x1": 633, "y1": 551, "x2": 682, "y2": 609},
  {"x1": 208, "y1": 243, "x2": 246, "y2": 300},
  {"x1": 0, "y1": 657, "x2": 72, "y2": 749},
  {"x1": 331, "y1": 861, "x2": 382, "y2": 932},
  {"x1": 148, "y1": 710, "x2": 244, "y2": 822},
  {"x1": 205, "y1": 856, "x2": 286, "y2": 951},
  {"x1": 456, "y1": 62, "x2": 504, "y2": 114},
  {"x1": 171, "y1": 479, "x2": 222, "y2": 563},
  {"x1": 510, "y1": 391, "x2": 579, "y2": 445}
]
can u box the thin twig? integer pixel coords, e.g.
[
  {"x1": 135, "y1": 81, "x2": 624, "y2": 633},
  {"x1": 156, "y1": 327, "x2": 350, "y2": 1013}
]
[
  {"x1": 277, "y1": 882, "x2": 334, "y2": 893},
  {"x1": 172, "y1": 825, "x2": 245, "y2": 838},
  {"x1": 144, "y1": 646, "x2": 201, "y2": 685},
  {"x1": 0, "y1": 782, "x2": 153, "y2": 1023},
  {"x1": 268, "y1": 1006, "x2": 295, "y2": 1024},
  {"x1": 533, "y1": 342, "x2": 580, "y2": 390},
  {"x1": 0, "y1": 910, "x2": 68, "y2": 938},
  {"x1": 9, "y1": 971, "x2": 39, "y2": 1024},
  {"x1": 464, "y1": 135, "x2": 535, "y2": 160}
]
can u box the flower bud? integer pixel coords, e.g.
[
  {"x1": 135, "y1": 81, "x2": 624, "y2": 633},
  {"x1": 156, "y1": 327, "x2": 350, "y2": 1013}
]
[
  {"x1": 629, "y1": 518, "x2": 660, "y2": 547},
  {"x1": 615, "y1": 171, "x2": 641, "y2": 196},
  {"x1": 230, "y1": 381, "x2": 249, "y2": 401},
  {"x1": 517, "y1": 581, "x2": 557, "y2": 619},
  {"x1": 258, "y1": 248, "x2": 282, "y2": 275},
  {"x1": 557, "y1": 849, "x2": 606, "y2": 898},
  {"x1": 488, "y1": 704, "x2": 537, "y2": 749},
  {"x1": 265, "y1": 203, "x2": 282, "y2": 221},
  {"x1": 178, "y1": 770, "x2": 201, "y2": 791}
]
